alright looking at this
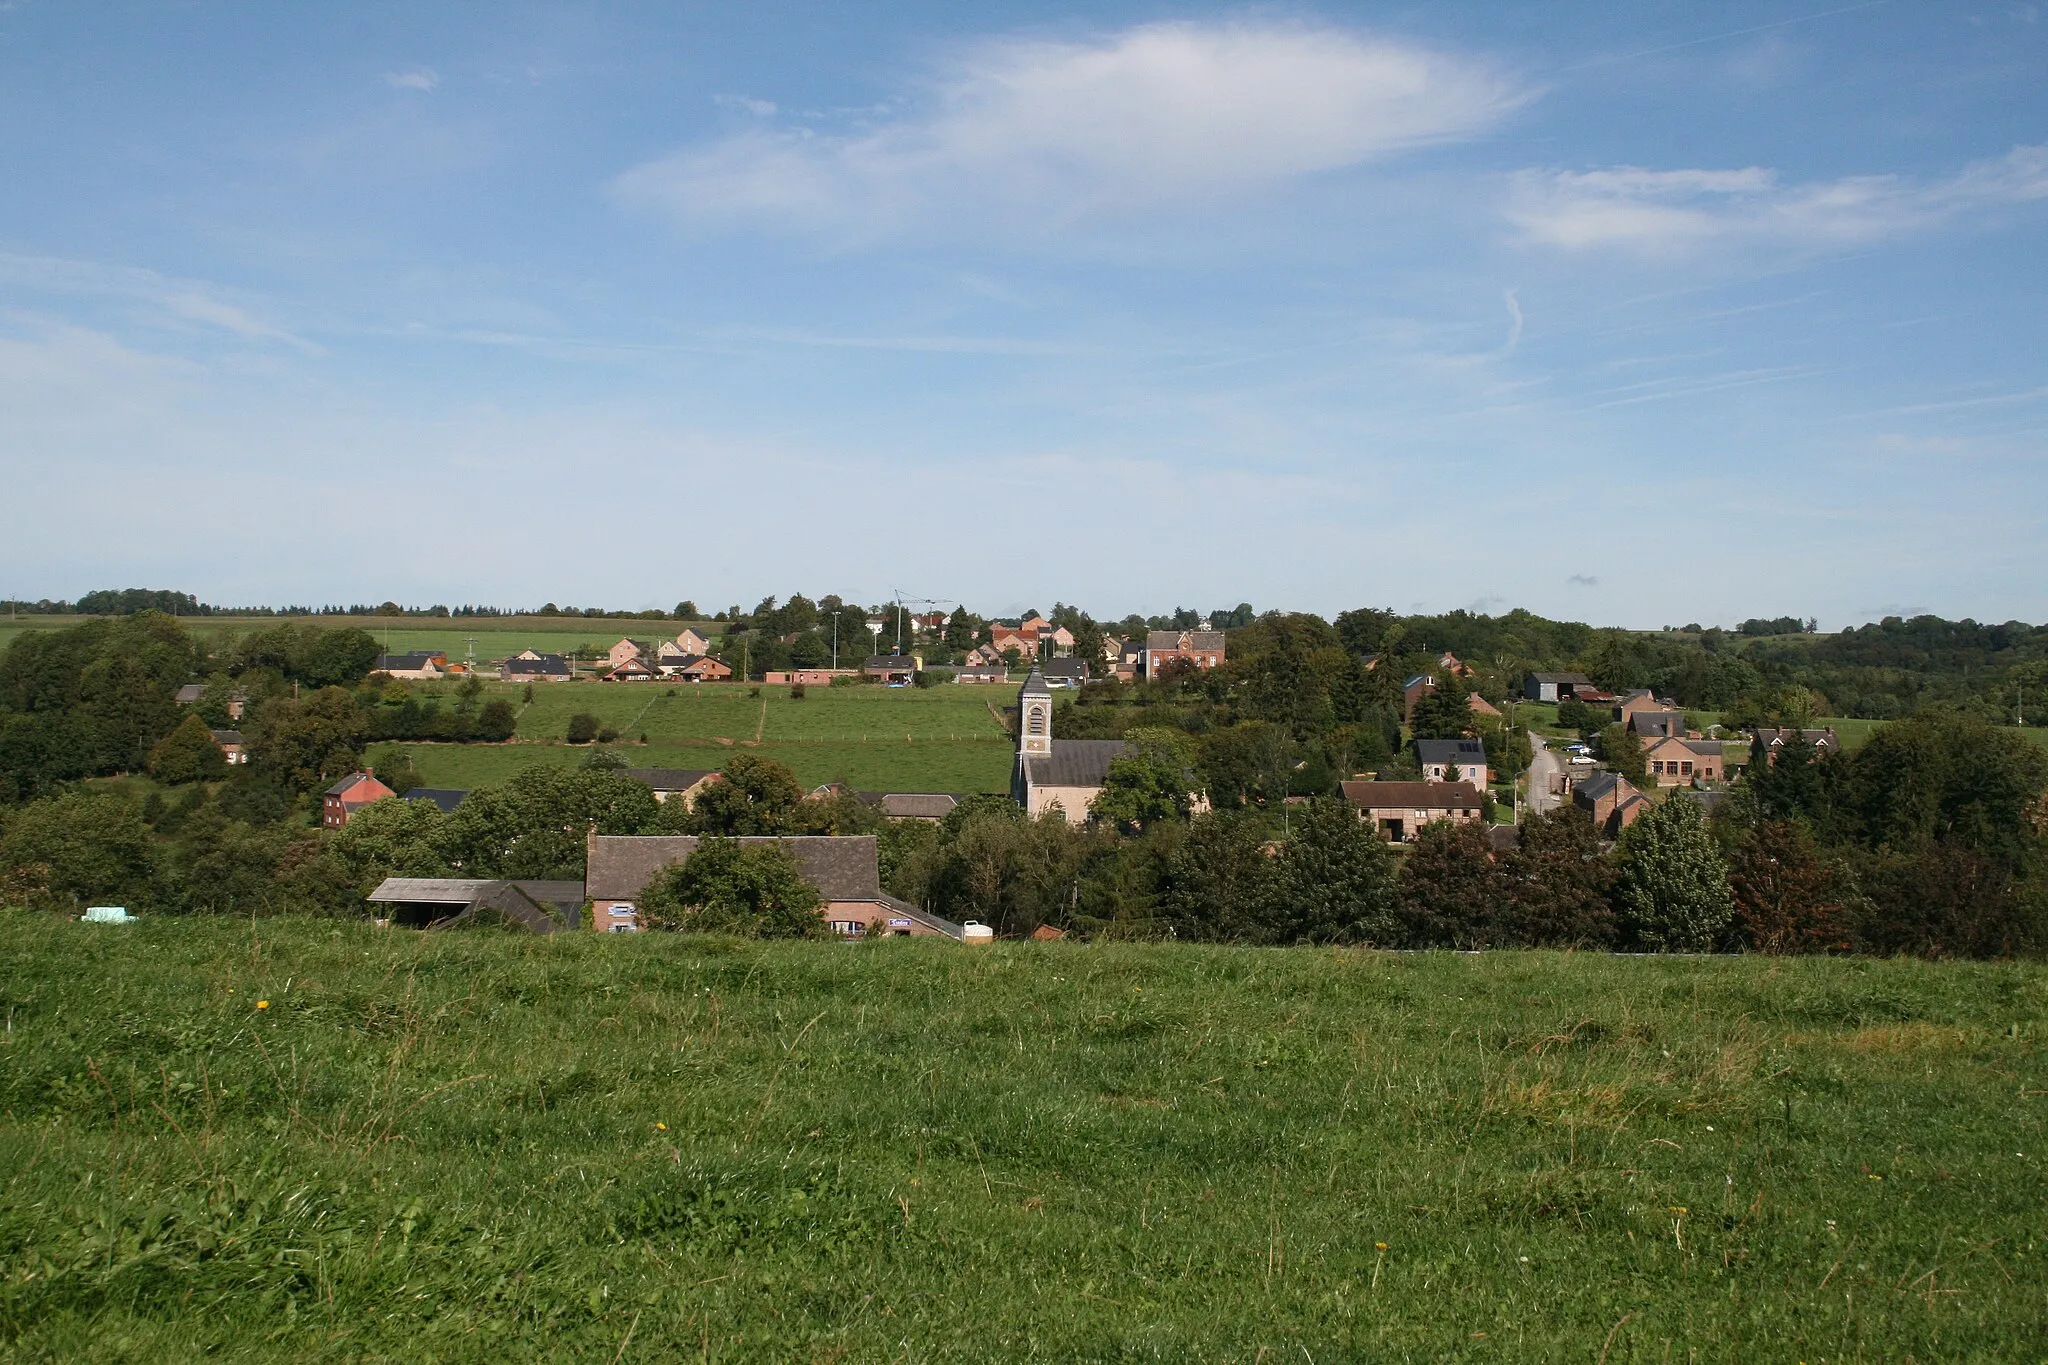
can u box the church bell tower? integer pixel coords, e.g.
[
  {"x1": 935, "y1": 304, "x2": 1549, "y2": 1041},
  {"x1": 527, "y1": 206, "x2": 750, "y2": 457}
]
[{"x1": 1018, "y1": 669, "x2": 1052, "y2": 757}]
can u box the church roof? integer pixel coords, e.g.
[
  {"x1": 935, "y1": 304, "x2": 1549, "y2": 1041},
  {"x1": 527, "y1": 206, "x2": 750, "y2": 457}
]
[
  {"x1": 1019, "y1": 668, "x2": 1051, "y2": 699},
  {"x1": 1021, "y1": 739, "x2": 1128, "y2": 789}
]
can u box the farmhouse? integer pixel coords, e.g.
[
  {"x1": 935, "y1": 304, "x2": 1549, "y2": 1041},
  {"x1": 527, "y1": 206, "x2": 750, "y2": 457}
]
[
  {"x1": 322, "y1": 771, "x2": 395, "y2": 829},
  {"x1": 372, "y1": 652, "x2": 447, "y2": 681},
  {"x1": 1012, "y1": 668, "x2": 1128, "y2": 824},
  {"x1": 1643, "y1": 736, "x2": 1725, "y2": 786},
  {"x1": 658, "y1": 654, "x2": 732, "y2": 682},
  {"x1": 1524, "y1": 672, "x2": 1595, "y2": 703},
  {"x1": 1415, "y1": 737, "x2": 1489, "y2": 788},
  {"x1": 1141, "y1": 629, "x2": 1225, "y2": 677},
  {"x1": 1339, "y1": 780, "x2": 1484, "y2": 843},
  {"x1": 502, "y1": 652, "x2": 572, "y2": 682},
  {"x1": 366, "y1": 877, "x2": 584, "y2": 931},
  {"x1": 583, "y1": 832, "x2": 964, "y2": 939}
]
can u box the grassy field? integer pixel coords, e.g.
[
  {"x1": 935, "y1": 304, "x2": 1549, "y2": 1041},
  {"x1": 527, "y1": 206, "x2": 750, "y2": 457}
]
[
  {"x1": 398, "y1": 737, "x2": 1016, "y2": 794},
  {"x1": 0, "y1": 915, "x2": 2041, "y2": 1361},
  {"x1": 0, "y1": 615, "x2": 722, "y2": 662}
]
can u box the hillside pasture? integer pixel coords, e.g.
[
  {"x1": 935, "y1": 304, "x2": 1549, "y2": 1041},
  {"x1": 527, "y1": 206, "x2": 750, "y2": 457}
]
[{"x1": 0, "y1": 916, "x2": 2041, "y2": 1361}]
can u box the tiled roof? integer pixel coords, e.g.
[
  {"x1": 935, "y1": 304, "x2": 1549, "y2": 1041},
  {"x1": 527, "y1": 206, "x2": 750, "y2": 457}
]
[
  {"x1": 1416, "y1": 738, "x2": 1487, "y2": 766},
  {"x1": 586, "y1": 834, "x2": 883, "y2": 903},
  {"x1": 324, "y1": 772, "x2": 391, "y2": 801},
  {"x1": 1339, "y1": 780, "x2": 1482, "y2": 809},
  {"x1": 1021, "y1": 739, "x2": 1128, "y2": 788}
]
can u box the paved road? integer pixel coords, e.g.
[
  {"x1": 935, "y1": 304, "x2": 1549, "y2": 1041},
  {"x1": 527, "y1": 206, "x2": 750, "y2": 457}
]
[{"x1": 1523, "y1": 731, "x2": 1570, "y2": 818}]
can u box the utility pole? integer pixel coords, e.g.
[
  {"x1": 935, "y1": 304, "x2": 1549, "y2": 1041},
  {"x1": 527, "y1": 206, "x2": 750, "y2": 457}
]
[{"x1": 832, "y1": 614, "x2": 839, "y2": 671}]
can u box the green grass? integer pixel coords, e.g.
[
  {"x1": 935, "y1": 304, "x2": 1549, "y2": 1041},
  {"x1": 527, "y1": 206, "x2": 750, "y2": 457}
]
[
  {"x1": 0, "y1": 615, "x2": 721, "y2": 663},
  {"x1": 400, "y1": 737, "x2": 1016, "y2": 794},
  {"x1": 1, "y1": 915, "x2": 2042, "y2": 1361}
]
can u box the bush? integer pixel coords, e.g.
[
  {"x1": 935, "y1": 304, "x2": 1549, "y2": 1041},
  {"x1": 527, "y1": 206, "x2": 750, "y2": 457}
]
[
  {"x1": 790, "y1": 685, "x2": 806, "y2": 700},
  {"x1": 596, "y1": 726, "x2": 620, "y2": 744},
  {"x1": 639, "y1": 837, "x2": 826, "y2": 937},
  {"x1": 566, "y1": 713, "x2": 600, "y2": 744},
  {"x1": 148, "y1": 713, "x2": 227, "y2": 785}
]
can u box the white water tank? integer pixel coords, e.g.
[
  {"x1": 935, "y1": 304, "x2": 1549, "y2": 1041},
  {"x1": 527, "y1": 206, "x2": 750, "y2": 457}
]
[
  {"x1": 961, "y1": 921, "x2": 994, "y2": 945},
  {"x1": 82, "y1": 907, "x2": 135, "y2": 924}
]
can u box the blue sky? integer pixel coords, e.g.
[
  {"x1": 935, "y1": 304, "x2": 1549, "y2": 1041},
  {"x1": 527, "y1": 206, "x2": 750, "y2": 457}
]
[{"x1": 2, "y1": 2, "x2": 2044, "y2": 627}]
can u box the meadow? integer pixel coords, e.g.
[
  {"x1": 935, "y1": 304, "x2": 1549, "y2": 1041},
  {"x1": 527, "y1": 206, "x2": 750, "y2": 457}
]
[{"x1": 0, "y1": 914, "x2": 2041, "y2": 1361}]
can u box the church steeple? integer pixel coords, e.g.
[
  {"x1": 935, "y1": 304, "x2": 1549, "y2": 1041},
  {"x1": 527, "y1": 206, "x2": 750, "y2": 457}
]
[{"x1": 1018, "y1": 668, "x2": 1052, "y2": 757}]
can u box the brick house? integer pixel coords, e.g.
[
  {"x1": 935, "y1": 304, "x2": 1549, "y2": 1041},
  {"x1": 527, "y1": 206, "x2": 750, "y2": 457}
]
[
  {"x1": 502, "y1": 652, "x2": 572, "y2": 682},
  {"x1": 209, "y1": 729, "x2": 247, "y2": 765},
  {"x1": 371, "y1": 651, "x2": 447, "y2": 681},
  {"x1": 1751, "y1": 728, "x2": 1842, "y2": 764},
  {"x1": 607, "y1": 638, "x2": 651, "y2": 672},
  {"x1": 1416, "y1": 737, "x2": 1490, "y2": 788},
  {"x1": 583, "y1": 832, "x2": 963, "y2": 938},
  {"x1": 863, "y1": 654, "x2": 920, "y2": 683},
  {"x1": 1339, "y1": 780, "x2": 1485, "y2": 843},
  {"x1": 660, "y1": 654, "x2": 733, "y2": 682},
  {"x1": 955, "y1": 664, "x2": 1008, "y2": 683},
  {"x1": 1614, "y1": 690, "x2": 1682, "y2": 725},
  {"x1": 322, "y1": 771, "x2": 395, "y2": 829},
  {"x1": 1142, "y1": 630, "x2": 1225, "y2": 677},
  {"x1": 1643, "y1": 735, "x2": 1725, "y2": 786},
  {"x1": 1572, "y1": 772, "x2": 1648, "y2": 836}
]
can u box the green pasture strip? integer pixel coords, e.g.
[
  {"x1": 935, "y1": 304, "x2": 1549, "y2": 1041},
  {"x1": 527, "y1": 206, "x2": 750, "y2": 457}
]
[
  {"x1": 0, "y1": 916, "x2": 2040, "y2": 1361},
  {"x1": 400, "y1": 737, "x2": 1015, "y2": 793}
]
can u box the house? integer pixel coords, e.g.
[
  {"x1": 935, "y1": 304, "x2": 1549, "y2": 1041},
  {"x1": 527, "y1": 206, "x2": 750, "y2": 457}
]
[
  {"x1": 583, "y1": 832, "x2": 964, "y2": 938},
  {"x1": 1573, "y1": 772, "x2": 1649, "y2": 836},
  {"x1": 988, "y1": 629, "x2": 1033, "y2": 662},
  {"x1": 1115, "y1": 636, "x2": 1145, "y2": 680},
  {"x1": 955, "y1": 664, "x2": 1009, "y2": 684},
  {"x1": 863, "y1": 654, "x2": 920, "y2": 683},
  {"x1": 1340, "y1": 780, "x2": 1485, "y2": 843},
  {"x1": 855, "y1": 792, "x2": 962, "y2": 821},
  {"x1": 659, "y1": 654, "x2": 732, "y2": 682},
  {"x1": 1751, "y1": 728, "x2": 1842, "y2": 764},
  {"x1": 1525, "y1": 672, "x2": 1595, "y2": 703},
  {"x1": 668, "y1": 628, "x2": 713, "y2": 657},
  {"x1": 1643, "y1": 735, "x2": 1725, "y2": 786},
  {"x1": 1615, "y1": 690, "x2": 1682, "y2": 725},
  {"x1": 607, "y1": 638, "x2": 651, "y2": 671},
  {"x1": 1403, "y1": 675, "x2": 1436, "y2": 723},
  {"x1": 623, "y1": 768, "x2": 721, "y2": 808},
  {"x1": 209, "y1": 729, "x2": 248, "y2": 765},
  {"x1": 502, "y1": 652, "x2": 572, "y2": 682},
  {"x1": 322, "y1": 771, "x2": 395, "y2": 829},
  {"x1": 1416, "y1": 738, "x2": 1489, "y2": 788},
  {"x1": 1437, "y1": 652, "x2": 1473, "y2": 679},
  {"x1": 605, "y1": 656, "x2": 657, "y2": 682},
  {"x1": 1468, "y1": 693, "x2": 1502, "y2": 719},
  {"x1": 1017, "y1": 615, "x2": 1053, "y2": 641},
  {"x1": 1045, "y1": 625, "x2": 1076, "y2": 655},
  {"x1": 1630, "y1": 711, "x2": 1690, "y2": 741},
  {"x1": 176, "y1": 684, "x2": 247, "y2": 720},
  {"x1": 372, "y1": 652, "x2": 446, "y2": 681},
  {"x1": 366, "y1": 877, "x2": 583, "y2": 931},
  {"x1": 1040, "y1": 657, "x2": 1088, "y2": 688},
  {"x1": 1142, "y1": 630, "x2": 1225, "y2": 677},
  {"x1": 1012, "y1": 669, "x2": 1129, "y2": 825},
  {"x1": 764, "y1": 668, "x2": 856, "y2": 685},
  {"x1": 403, "y1": 787, "x2": 468, "y2": 814}
]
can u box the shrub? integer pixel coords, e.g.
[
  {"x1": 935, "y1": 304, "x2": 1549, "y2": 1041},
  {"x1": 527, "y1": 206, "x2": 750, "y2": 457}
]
[
  {"x1": 639, "y1": 837, "x2": 826, "y2": 938},
  {"x1": 566, "y1": 713, "x2": 600, "y2": 744}
]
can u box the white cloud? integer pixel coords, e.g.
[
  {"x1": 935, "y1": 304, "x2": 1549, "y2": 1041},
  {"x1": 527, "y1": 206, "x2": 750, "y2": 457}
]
[
  {"x1": 1510, "y1": 144, "x2": 2048, "y2": 255},
  {"x1": 0, "y1": 253, "x2": 319, "y2": 352},
  {"x1": 383, "y1": 67, "x2": 439, "y2": 91},
  {"x1": 617, "y1": 20, "x2": 1525, "y2": 234}
]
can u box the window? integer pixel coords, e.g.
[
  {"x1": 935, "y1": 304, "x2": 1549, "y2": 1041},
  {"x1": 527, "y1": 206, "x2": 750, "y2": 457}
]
[
  {"x1": 608, "y1": 924, "x2": 634, "y2": 934},
  {"x1": 608, "y1": 906, "x2": 635, "y2": 919},
  {"x1": 1681, "y1": 761, "x2": 1694, "y2": 776}
]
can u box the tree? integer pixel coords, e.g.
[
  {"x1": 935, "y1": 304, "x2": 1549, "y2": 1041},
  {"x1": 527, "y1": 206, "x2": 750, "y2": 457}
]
[
  {"x1": 1409, "y1": 674, "x2": 1474, "y2": 741},
  {"x1": 1159, "y1": 812, "x2": 1278, "y2": 942},
  {"x1": 148, "y1": 712, "x2": 227, "y2": 785},
  {"x1": 1594, "y1": 722, "x2": 1647, "y2": 785},
  {"x1": 639, "y1": 838, "x2": 826, "y2": 938},
  {"x1": 1727, "y1": 820, "x2": 1850, "y2": 954},
  {"x1": 331, "y1": 794, "x2": 451, "y2": 889},
  {"x1": 1093, "y1": 727, "x2": 1198, "y2": 828},
  {"x1": 440, "y1": 765, "x2": 660, "y2": 879},
  {"x1": 1397, "y1": 819, "x2": 1506, "y2": 948},
  {"x1": 246, "y1": 686, "x2": 370, "y2": 794},
  {"x1": 369, "y1": 747, "x2": 423, "y2": 797},
  {"x1": 566, "y1": 712, "x2": 600, "y2": 744},
  {"x1": 475, "y1": 698, "x2": 517, "y2": 742},
  {"x1": 0, "y1": 789, "x2": 157, "y2": 910},
  {"x1": 689, "y1": 754, "x2": 806, "y2": 835},
  {"x1": 1271, "y1": 798, "x2": 1398, "y2": 943},
  {"x1": 1612, "y1": 796, "x2": 1733, "y2": 951},
  {"x1": 1498, "y1": 806, "x2": 1616, "y2": 948}
]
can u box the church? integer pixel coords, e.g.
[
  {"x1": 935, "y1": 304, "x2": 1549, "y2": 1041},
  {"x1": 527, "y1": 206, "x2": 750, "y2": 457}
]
[{"x1": 1010, "y1": 667, "x2": 1129, "y2": 825}]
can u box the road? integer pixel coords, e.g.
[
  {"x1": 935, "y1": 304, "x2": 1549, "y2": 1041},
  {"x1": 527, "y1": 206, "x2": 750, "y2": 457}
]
[{"x1": 1523, "y1": 730, "x2": 1570, "y2": 818}]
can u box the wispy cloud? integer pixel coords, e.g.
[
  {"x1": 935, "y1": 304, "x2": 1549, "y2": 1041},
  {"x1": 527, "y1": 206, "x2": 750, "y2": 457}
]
[
  {"x1": 0, "y1": 253, "x2": 319, "y2": 352},
  {"x1": 383, "y1": 67, "x2": 439, "y2": 91},
  {"x1": 1510, "y1": 144, "x2": 2048, "y2": 255},
  {"x1": 1567, "y1": 574, "x2": 1600, "y2": 587},
  {"x1": 617, "y1": 20, "x2": 1527, "y2": 236}
]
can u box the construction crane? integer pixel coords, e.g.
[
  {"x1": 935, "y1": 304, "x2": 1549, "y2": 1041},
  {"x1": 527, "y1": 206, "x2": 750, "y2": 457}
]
[{"x1": 887, "y1": 588, "x2": 961, "y2": 652}]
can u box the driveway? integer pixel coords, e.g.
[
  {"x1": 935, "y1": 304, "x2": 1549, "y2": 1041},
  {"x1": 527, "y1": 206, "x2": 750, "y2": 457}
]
[{"x1": 1523, "y1": 731, "x2": 1571, "y2": 818}]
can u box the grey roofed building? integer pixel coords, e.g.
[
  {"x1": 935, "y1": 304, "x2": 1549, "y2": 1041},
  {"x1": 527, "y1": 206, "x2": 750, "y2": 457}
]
[
  {"x1": 1338, "y1": 780, "x2": 1484, "y2": 810},
  {"x1": 403, "y1": 787, "x2": 468, "y2": 813},
  {"x1": 1018, "y1": 739, "x2": 1129, "y2": 789},
  {"x1": 855, "y1": 792, "x2": 961, "y2": 821},
  {"x1": 174, "y1": 683, "x2": 205, "y2": 704},
  {"x1": 1040, "y1": 657, "x2": 1088, "y2": 684},
  {"x1": 1415, "y1": 738, "x2": 1488, "y2": 769},
  {"x1": 502, "y1": 653, "x2": 571, "y2": 678},
  {"x1": 586, "y1": 834, "x2": 886, "y2": 903},
  {"x1": 623, "y1": 767, "x2": 718, "y2": 797},
  {"x1": 1524, "y1": 671, "x2": 1595, "y2": 702},
  {"x1": 366, "y1": 877, "x2": 584, "y2": 931},
  {"x1": 1570, "y1": 771, "x2": 1628, "y2": 803},
  {"x1": 373, "y1": 651, "x2": 443, "y2": 673},
  {"x1": 1630, "y1": 711, "x2": 1688, "y2": 740}
]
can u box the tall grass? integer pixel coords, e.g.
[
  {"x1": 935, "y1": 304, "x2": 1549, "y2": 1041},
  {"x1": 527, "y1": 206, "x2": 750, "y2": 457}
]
[{"x1": 2, "y1": 913, "x2": 2042, "y2": 1360}]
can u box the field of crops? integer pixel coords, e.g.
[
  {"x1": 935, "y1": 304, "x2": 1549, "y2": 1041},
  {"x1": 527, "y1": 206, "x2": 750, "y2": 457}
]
[{"x1": 1, "y1": 915, "x2": 2041, "y2": 1360}]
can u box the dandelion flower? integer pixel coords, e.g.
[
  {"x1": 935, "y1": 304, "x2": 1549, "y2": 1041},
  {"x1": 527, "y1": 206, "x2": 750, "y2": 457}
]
[
  {"x1": 655, "y1": 1122, "x2": 667, "y2": 1131},
  {"x1": 1374, "y1": 1242, "x2": 1388, "y2": 1251},
  {"x1": 256, "y1": 1000, "x2": 269, "y2": 1010}
]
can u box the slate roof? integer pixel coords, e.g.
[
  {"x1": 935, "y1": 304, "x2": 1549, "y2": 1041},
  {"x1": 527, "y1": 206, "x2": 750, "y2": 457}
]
[
  {"x1": 1530, "y1": 672, "x2": 1594, "y2": 685},
  {"x1": 863, "y1": 654, "x2": 917, "y2": 671},
  {"x1": 1630, "y1": 712, "x2": 1687, "y2": 739},
  {"x1": 586, "y1": 834, "x2": 884, "y2": 903},
  {"x1": 209, "y1": 729, "x2": 245, "y2": 746},
  {"x1": 1571, "y1": 772, "x2": 1633, "y2": 803},
  {"x1": 374, "y1": 652, "x2": 441, "y2": 672},
  {"x1": 1753, "y1": 727, "x2": 1840, "y2": 748},
  {"x1": 503, "y1": 653, "x2": 571, "y2": 676},
  {"x1": 403, "y1": 787, "x2": 468, "y2": 813},
  {"x1": 624, "y1": 768, "x2": 718, "y2": 794},
  {"x1": 175, "y1": 683, "x2": 205, "y2": 703},
  {"x1": 367, "y1": 877, "x2": 582, "y2": 907},
  {"x1": 1339, "y1": 780, "x2": 1482, "y2": 810},
  {"x1": 1020, "y1": 739, "x2": 1128, "y2": 789},
  {"x1": 866, "y1": 792, "x2": 961, "y2": 820},
  {"x1": 1018, "y1": 668, "x2": 1052, "y2": 699},
  {"x1": 1040, "y1": 657, "x2": 1088, "y2": 681},
  {"x1": 1415, "y1": 738, "x2": 1488, "y2": 768}
]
